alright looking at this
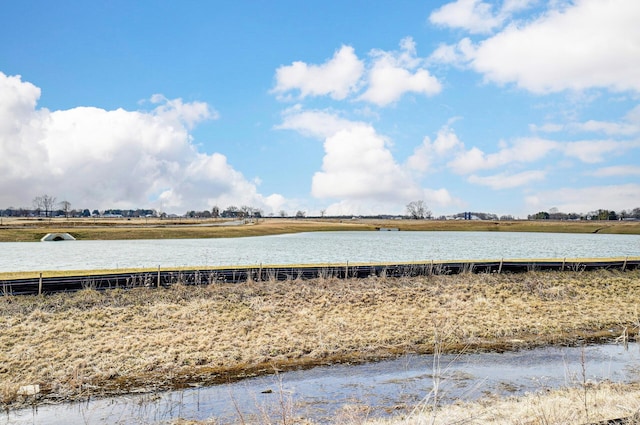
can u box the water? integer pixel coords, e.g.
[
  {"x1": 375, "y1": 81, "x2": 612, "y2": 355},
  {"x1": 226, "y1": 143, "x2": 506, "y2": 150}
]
[
  {"x1": 4, "y1": 343, "x2": 640, "y2": 424},
  {"x1": 1, "y1": 231, "x2": 639, "y2": 272}
]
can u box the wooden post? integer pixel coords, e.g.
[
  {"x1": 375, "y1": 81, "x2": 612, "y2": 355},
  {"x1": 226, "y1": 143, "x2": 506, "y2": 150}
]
[
  {"x1": 345, "y1": 261, "x2": 349, "y2": 279},
  {"x1": 157, "y1": 266, "x2": 161, "y2": 288},
  {"x1": 562, "y1": 258, "x2": 566, "y2": 271},
  {"x1": 622, "y1": 257, "x2": 628, "y2": 272},
  {"x1": 38, "y1": 273, "x2": 43, "y2": 295},
  {"x1": 498, "y1": 258, "x2": 503, "y2": 274}
]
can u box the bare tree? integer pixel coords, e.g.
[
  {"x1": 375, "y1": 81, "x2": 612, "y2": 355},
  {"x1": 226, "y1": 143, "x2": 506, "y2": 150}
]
[
  {"x1": 295, "y1": 210, "x2": 306, "y2": 218},
  {"x1": 60, "y1": 200, "x2": 72, "y2": 218},
  {"x1": 33, "y1": 194, "x2": 57, "y2": 218},
  {"x1": 406, "y1": 200, "x2": 431, "y2": 220}
]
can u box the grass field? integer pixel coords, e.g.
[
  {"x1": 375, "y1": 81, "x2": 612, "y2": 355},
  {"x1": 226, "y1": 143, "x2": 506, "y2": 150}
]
[
  {"x1": 1, "y1": 217, "x2": 639, "y2": 242},
  {"x1": 2, "y1": 270, "x2": 639, "y2": 418}
]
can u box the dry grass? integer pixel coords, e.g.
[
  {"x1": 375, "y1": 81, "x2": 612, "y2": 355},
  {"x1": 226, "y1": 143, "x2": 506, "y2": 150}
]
[
  {"x1": 1, "y1": 217, "x2": 639, "y2": 242},
  {"x1": 364, "y1": 382, "x2": 640, "y2": 425},
  {"x1": 1, "y1": 269, "x2": 640, "y2": 412}
]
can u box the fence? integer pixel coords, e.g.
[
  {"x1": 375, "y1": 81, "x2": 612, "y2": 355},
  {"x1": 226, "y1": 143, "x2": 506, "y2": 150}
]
[{"x1": 1, "y1": 258, "x2": 639, "y2": 296}]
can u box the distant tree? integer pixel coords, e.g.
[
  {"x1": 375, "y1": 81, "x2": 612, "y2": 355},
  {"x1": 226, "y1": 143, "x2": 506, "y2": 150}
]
[
  {"x1": 60, "y1": 200, "x2": 72, "y2": 218},
  {"x1": 320, "y1": 209, "x2": 326, "y2": 218},
  {"x1": 211, "y1": 206, "x2": 220, "y2": 218},
  {"x1": 33, "y1": 194, "x2": 56, "y2": 218},
  {"x1": 82, "y1": 209, "x2": 91, "y2": 217},
  {"x1": 240, "y1": 205, "x2": 252, "y2": 218},
  {"x1": 279, "y1": 210, "x2": 288, "y2": 217},
  {"x1": 222, "y1": 206, "x2": 240, "y2": 218},
  {"x1": 295, "y1": 210, "x2": 306, "y2": 218},
  {"x1": 406, "y1": 200, "x2": 430, "y2": 219},
  {"x1": 530, "y1": 211, "x2": 550, "y2": 220}
]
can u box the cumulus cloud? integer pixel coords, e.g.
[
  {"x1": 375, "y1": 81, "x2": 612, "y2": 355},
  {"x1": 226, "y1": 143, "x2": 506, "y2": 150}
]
[
  {"x1": 359, "y1": 37, "x2": 441, "y2": 106},
  {"x1": 525, "y1": 183, "x2": 640, "y2": 213},
  {"x1": 429, "y1": 0, "x2": 504, "y2": 34},
  {"x1": 407, "y1": 124, "x2": 463, "y2": 173},
  {"x1": 311, "y1": 125, "x2": 418, "y2": 200},
  {"x1": 466, "y1": 0, "x2": 640, "y2": 93},
  {"x1": 0, "y1": 72, "x2": 282, "y2": 213},
  {"x1": 273, "y1": 38, "x2": 441, "y2": 107},
  {"x1": 277, "y1": 109, "x2": 460, "y2": 213},
  {"x1": 272, "y1": 45, "x2": 364, "y2": 100},
  {"x1": 429, "y1": 0, "x2": 536, "y2": 34}
]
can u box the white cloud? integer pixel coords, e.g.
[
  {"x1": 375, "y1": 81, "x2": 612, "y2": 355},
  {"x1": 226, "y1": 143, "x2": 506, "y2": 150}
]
[
  {"x1": 592, "y1": 165, "x2": 640, "y2": 177},
  {"x1": 275, "y1": 106, "x2": 359, "y2": 139},
  {"x1": 447, "y1": 137, "x2": 558, "y2": 174},
  {"x1": 0, "y1": 72, "x2": 283, "y2": 214},
  {"x1": 563, "y1": 140, "x2": 639, "y2": 163},
  {"x1": 429, "y1": 0, "x2": 537, "y2": 34},
  {"x1": 428, "y1": 38, "x2": 475, "y2": 66},
  {"x1": 429, "y1": 0, "x2": 503, "y2": 34},
  {"x1": 407, "y1": 124, "x2": 463, "y2": 173},
  {"x1": 277, "y1": 109, "x2": 460, "y2": 211},
  {"x1": 311, "y1": 125, "x2": 419, "y2": 201},
  {"x1": 468, "y1": 170, "x2": 546, "y2": 189},
  {"x1": 272, "y1": 45, "x2": 364, "y2": 100},
  {"x1": 359, "y1": 37, "x2": 441, "y2": 106},
  {"x1": 149, "y1": 94, "x2": 218, "y2": 129},
  {"x1": 532, "y1": 105, "x2": 640, "y2": 136},
  {"x1": 467, "y1": 0, "x2": 640, "y2": 93},
  {"x1": 273, "y1": 38, "x2": 441, "y2": 107},
  {"x1": 568, "y1": 120, "x2": 640, "y2": 136},
  {"x1": 525, "y1": 183, "x2": 640, "y2": 213}
]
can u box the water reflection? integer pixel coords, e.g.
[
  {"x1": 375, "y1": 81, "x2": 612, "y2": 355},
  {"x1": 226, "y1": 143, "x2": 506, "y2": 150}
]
[{"x1": 4, "y1": 343, "x2": 640, "y2": 424}]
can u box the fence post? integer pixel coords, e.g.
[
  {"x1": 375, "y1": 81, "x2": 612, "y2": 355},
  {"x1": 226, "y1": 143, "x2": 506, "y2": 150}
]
[
  {"x1": 157, "y1": 266, "x2": 161, "y2": 288},
  {"x1": 562, "y1": 258, "x2": 566, "y2": 271},
  {"x1": 622, "y1": 257, "x2": 628, "y2": 272},
  {"x1": 38, "y1": 272, "x2": 43, "y2": 295},
  {"x1": 498, "y1": 258, "x2": 503, "y2": 274},
  {"x1": 345, "y1": 261, "x2": 349, "y2": 279}
]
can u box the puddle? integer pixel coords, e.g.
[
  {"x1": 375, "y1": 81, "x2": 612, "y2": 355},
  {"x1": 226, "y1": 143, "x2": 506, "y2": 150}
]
[{"x1": 4, "y1": 342, "x2": 640, "y2": 424}]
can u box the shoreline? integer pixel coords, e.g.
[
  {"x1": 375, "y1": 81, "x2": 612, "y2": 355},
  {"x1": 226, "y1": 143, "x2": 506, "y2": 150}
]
[{"x1": 1, "y1": 217, "x2": 640, "y2": 242}]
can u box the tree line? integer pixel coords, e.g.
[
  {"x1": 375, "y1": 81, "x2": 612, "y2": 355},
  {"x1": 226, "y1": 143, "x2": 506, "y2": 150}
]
[
  {"x1": 528, "y1": 207, "x2": 640, "y2": 221},
  {"x1": 2, "y1": 195, "x2": 639, "y2": 221}
]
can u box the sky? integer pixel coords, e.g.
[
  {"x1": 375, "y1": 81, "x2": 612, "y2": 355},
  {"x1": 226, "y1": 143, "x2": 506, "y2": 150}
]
[{"x1": 1, "y1": 0, "x2": 639, "y2": 218}]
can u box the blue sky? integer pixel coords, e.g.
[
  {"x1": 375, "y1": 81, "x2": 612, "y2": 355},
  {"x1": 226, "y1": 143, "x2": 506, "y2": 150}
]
[{"x1": 1, "y1": 0, "x2": 639, "y2": 218}]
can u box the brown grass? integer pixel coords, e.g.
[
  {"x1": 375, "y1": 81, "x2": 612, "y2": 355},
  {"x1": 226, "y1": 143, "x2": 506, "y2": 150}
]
[
  {"x1": 1, "y1": 217, "x2": 639, "y2": 242},
  {"x1": 366, "y1": 382, "x2": 640, "y2": 425},
  {"x1": 2, "y1": 269, "x2": 640, "y2": 411}
]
